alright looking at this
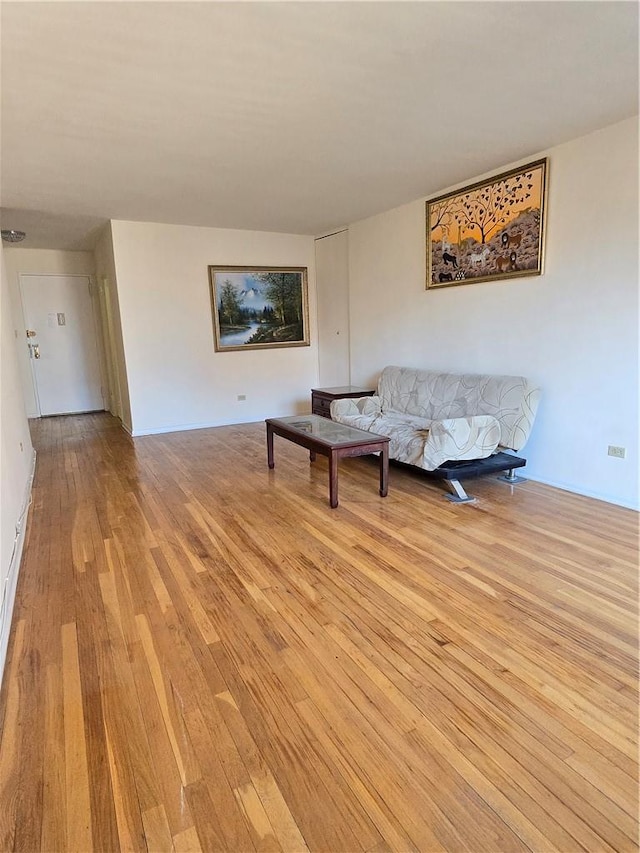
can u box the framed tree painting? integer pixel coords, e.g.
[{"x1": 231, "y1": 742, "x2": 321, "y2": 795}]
[
  {"x1": 426, "y1": 158, "x2": 548, "y2": 289},
  {"x1": 209, "y1": 266, "x2": 310, "y2": 351}
]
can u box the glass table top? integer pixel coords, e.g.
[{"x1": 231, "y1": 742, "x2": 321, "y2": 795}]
[{"x1": 267, "y1": 414, "x2": 387, "y2": 446}]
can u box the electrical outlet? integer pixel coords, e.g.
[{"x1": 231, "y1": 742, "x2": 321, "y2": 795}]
[
  {"x1": 608, "y1": 445, "x2": 626, "y2": 459},
  {"x1": 237, "y1": 394, "x2": 246, "y2": 401}
]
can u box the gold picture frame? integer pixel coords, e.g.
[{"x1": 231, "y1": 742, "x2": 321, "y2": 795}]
[
  {"x1": 426, "y1": 158, "x2": 548, "y2": 289},
  {"x1": 209, "y1": 266, "x2": 310, "y2": 352}
]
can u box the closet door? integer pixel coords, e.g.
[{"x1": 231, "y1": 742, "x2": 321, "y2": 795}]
[{"x1": 315, "y1": 230, "x2": 350, "y2": 386}]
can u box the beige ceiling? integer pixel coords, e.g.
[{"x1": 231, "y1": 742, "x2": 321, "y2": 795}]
[{"x1": 1, "y1": 1, "x2": 638, "y2": 251}]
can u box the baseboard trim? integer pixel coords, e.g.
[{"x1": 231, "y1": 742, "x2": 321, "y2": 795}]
[
  {"x1": 130, "y1": 418, "x2": 262, "y2": 437},
  {"x1": 0, "y1": 448, "x2": 37, "y2": 688},
  {"x1": 525, "y1": 473, "x2": 639, "y2": 511}
]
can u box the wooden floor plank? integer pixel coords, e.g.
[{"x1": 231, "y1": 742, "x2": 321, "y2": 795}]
[
  {"x1": 0, "y1": 412, "x2": 637, "y2": 852},
  {"x1": 61, "y1": 622, "x2": 92, "y2": 853}
]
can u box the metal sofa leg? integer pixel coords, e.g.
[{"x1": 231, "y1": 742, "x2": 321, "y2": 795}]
[
  {"x1": 497, "y1": 468, "x2": 527, "y2": 485},
  {"x1": 444, "y1": 479, "x2": 477, "y2": 504}
]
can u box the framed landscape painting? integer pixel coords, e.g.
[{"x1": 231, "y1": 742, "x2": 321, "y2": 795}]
[
  {"x1": 209, "y1": 266, "x2": 310, "y2": 352},
  {"x1": 426, "y1": 158, "x2": 548, "y2": 289}
]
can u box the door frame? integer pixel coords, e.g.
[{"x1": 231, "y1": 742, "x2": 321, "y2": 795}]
[
  {"x1": 18, "y1": 273, "x2": 108, "y2": 417},
  {"x1": 97, "y1": 276, "x2": 123, "y2": 419}
]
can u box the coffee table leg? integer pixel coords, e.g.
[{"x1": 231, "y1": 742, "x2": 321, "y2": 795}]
[
  {"x1": 329, "y1": 451, "x2": 339, "y2": 508},
  {"x1": 267, "y1": 425, "x2": 275, "y2": 469},
  {"x1": 379, "y1": 443, "x2": 389, "y2": 497}
]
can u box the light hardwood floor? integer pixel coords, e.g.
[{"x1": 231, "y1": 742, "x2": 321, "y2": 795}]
[{"x1": 0, "y1": 412, "x2": 638, "y2": 852}]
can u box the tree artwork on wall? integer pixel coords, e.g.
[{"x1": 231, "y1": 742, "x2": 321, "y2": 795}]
[
  {"x1": 426, "y1": 158, "x2": 548, "y2": 289},
  {"x1": 208, "y1": 266, "x2": 310, "y2": 351}
]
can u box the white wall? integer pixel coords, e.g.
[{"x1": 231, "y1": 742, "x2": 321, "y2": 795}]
[
  {"x1": 110, "y1": 220, "x2": 318, "y2": 435},
  {"x1": 315, "y1": 230, "x2": 350, "y2": 386},
  {"x1": 0, "y1": 245, "x2": 35, "y2": 685},
  {"x1": 347, "y1": 117, "x2": 639, "y2": 508},
  {"x1": 3, "y1": 248, "x2": 101, "y2": 418}
]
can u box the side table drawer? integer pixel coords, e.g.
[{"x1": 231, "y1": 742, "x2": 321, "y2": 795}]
[{"x1": 312, "y1": 394, "x2": 332, "y2": 418}]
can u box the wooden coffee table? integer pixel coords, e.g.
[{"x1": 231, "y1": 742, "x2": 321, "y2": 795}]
[{"x1": 265, "y1": 414, "x2": 389, "y2": 508}]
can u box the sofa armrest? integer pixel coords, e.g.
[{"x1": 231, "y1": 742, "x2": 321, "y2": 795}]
[
  {"x1": 330, "y1": 395, "x2": 381, "y2": 419},
  {"x1": 423, "y1": 415, "x2": 501, "y2": 470}
]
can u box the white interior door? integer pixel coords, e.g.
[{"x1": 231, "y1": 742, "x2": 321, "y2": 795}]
[
  {"x1": 315, "y1": 230, "x2": 351, "y2": 386},
  {"x1": 20, "y1": 274, "x2": 105, "y2": 416}
]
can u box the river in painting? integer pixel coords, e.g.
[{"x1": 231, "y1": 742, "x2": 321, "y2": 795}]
[{"x1": 219, "y1": 322, "x2": 261, "y2": 347}]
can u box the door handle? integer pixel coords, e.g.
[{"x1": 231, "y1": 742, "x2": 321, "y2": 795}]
[{"x1": 30, "y1": 343, "x2": 41, "y2": 359}]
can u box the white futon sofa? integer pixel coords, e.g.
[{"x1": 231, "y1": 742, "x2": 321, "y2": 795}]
[{"x1": 330, "y1": 366, "x2": 541, "y2": 502}]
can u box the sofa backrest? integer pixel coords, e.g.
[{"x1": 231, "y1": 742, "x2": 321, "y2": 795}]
[{"x1": 378, "y1": 366, "x2": 541, "y2": 451}]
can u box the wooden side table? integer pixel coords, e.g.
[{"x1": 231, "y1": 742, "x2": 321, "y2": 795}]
[{"x1": 311, "y1": 385, "x2": 375, "y2": 419}]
